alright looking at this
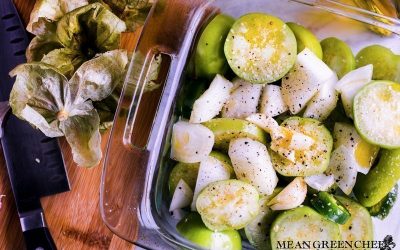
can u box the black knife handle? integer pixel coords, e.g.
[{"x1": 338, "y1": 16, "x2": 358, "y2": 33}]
[
  {"x1": 20, "y1": 209, "x2": 57, "y2": 250},
  {"x1": 23, "y1": 227, "x2": 57, "y2": 250}
]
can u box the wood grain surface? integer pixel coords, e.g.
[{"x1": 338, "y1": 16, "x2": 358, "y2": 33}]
[{"x1": 0, "y1": 1, "x2": 140, "y2": 249}]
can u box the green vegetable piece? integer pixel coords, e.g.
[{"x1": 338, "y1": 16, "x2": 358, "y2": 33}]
[
  {"x1": 320, "y1": 37, "x2": 355, "y2": 78},
  {"x1": 356, "y1": 45, "x2": 400, "y2": 82},
  {"x1": 209, "y1": 151, "x2": 233, "y2": 172},
  {"x1": 270, "y1": 206, "x2": 341, "y2": 250},
  {"x1": 9, "y1": 50, "x2": 128, "y2": 167},
  {"x1": 196, "y1": 180, "x2": 260, "y2": 231},
  {"x1": 335, "y1": 196, "x2": 373, "y2": 242},
  {"x1": 310, "y1": 192, "x2": 351, "y2": 224},
  {"x1": 354, "y1": 148, "x2": 400, "y2": 207},
  {"x1": 224, "y1": 13, "x2": 297, "y2": 84},
  {"x1": 202, "y1": 118, "x2": 267, "y2": 151},
  {"x1": 367, "y1": 184, "x2": 398, "y2": 219},
  {"x1": 270, "y1": 117, "x2": 333, "y2": 177},
  {"x1": 176, "y1": 213, "x2": 242, "y2": 250},
  {"x1": 195, "y1": 14, "x2": 235, "y2": 78},
  {"x1": 26, "y1": 3, "x2": 126, "y2": 76},
  {"x1": 168, "y1": 162, "x2": 199, "y2": 194},
  {"x1": 244, "y1": 188, "x2": 282, "y2": 250},
  {"x1": 353, "y1": 81, "x2": 400, "y2": 148},
  {"x1": 286, "y1": 22, "x2": 322, "y2": 59}
]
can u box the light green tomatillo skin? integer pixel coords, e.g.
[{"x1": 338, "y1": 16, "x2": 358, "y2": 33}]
[
  {"x1": 354, "y1": 148, "x2": 400, "y2": 207},
  {"x1": 177, "y1": 213, "x2": 242, "y2": 250},
  {"x1": 270, "y1": 206, "x2": 341, "y2": 250},
  {"x1": 287, "y1": 22, "x2": 322, "y2": 59},
  {"x1": 335, "y1": 196, "x2": 373, "y2": 243},
  {"x1": 244, "y1": 188, "x2": 283, "y2": 250},
  {"x1": 209, "y1": 151, "x2": 235, "y2": 177},
  {"x1": 202, "y1": 118, "x2": 267, "y2": 151},
  {"x1": 195, "y1": 14, "x2": 235, "y2": 78},
  {"x1": 168, "y1": 162, "x2": 199, "y2": 195},
  {"x1": 356, "y1": 45, "x2": 400, "y2": 82},
  {"x1": 320, "y1": 37, "x2": 355, "y2": 78},
  {"x1": 368, "y1": 184, "x2": 398, "y2": 219}
]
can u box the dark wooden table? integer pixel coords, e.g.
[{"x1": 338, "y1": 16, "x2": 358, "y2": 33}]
[{"x1": 0, "y1": 1, "x2": 139, "y2": 249}]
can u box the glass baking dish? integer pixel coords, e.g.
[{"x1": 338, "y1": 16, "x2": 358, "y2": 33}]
[{"x1": 100, "y1": 0, "x2": 400, "y2": 249}]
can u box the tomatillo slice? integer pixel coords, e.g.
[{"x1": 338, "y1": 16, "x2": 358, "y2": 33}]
[
  {"x1": 310, "y1": 192, "x2": 351, "y2": 224},
  {"x1": 353, "y1": 81, "x2": 400, "y2": 148},
  {"x1": 209, "y1": 151, "x2": 232, "y2": 168},
  {"x1": 335, "y1": 196, "x2": 373, "y2": 242},
  {"x1": 177, "y1": 213, "x2": 242, "y2": 250},
  {"x1": 224, "y1": 13, "x2": 297, "y2": 84},
  {"x1": 270, "y1": 206, "x2": 341, "y2": 250},
  {"x1": 287, "y1": 22, "x2": 322, "y2": 59},
  {"x1": 320, "y1": 37, "x2": 355, "y2": 78},
  {"x1": 195, "y1": 14, "x2": 235, "y2": 78},
  {"x1": 168, "y1": 162, "x2": 199, "y2": 195},
  {"x1": 270, "y1": 117, "x2": 333, "y2": 177},
  {"x1": 356, "y1": 45, "x2": 400, "y2": 82},
  {"x1": 244, "y1": 187, "x2": 282, "y2": 250},
  {"x1": 196, "y1": 179, "x2": 260, "y2": 231},
  {"x1": 202, "y1": 118, "x2": 267, "y2": 151}
]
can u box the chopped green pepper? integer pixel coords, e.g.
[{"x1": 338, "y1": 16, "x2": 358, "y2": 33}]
[{"x1": 354, "y1": 148, "x2": 400, "y2": 207}]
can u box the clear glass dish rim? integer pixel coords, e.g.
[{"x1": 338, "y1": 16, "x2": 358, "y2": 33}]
[{"x1": 100, "y1": 0, "x2": 400, "y2": 249}]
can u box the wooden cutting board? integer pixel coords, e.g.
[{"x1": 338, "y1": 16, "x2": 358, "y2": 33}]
[{"x1": 0, "y1": 1, "x2": 140, "y2": 249}]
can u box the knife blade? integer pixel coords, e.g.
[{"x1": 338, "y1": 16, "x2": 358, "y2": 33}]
[{"x1": 0, "y1": 1, "x2": 70, "y2": 249}]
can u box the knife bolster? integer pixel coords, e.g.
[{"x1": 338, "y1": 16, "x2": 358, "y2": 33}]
[{"x1": 20, "y1": 209, "x2": 47, "y2": 232}]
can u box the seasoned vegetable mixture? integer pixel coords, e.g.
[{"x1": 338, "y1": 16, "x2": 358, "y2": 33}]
[{"x1": 168, "y1": 12, "x2": 400, "y2": 250}]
